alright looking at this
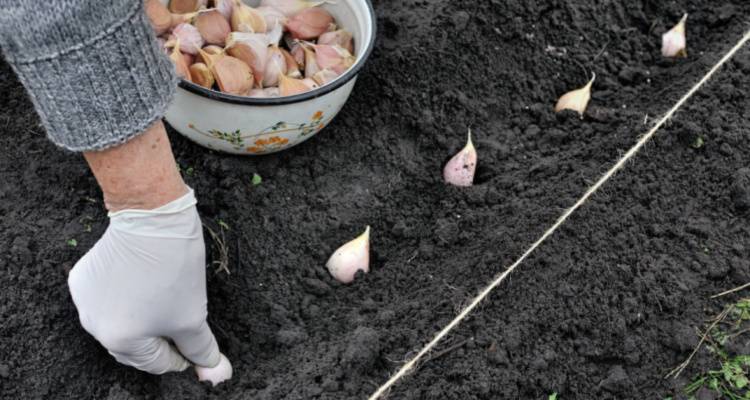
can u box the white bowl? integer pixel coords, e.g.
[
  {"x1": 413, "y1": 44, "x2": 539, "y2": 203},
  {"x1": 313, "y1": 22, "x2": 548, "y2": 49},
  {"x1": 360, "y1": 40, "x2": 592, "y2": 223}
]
[{"x1": 163, "y1": 0, "x2": 376, "y2": 155}]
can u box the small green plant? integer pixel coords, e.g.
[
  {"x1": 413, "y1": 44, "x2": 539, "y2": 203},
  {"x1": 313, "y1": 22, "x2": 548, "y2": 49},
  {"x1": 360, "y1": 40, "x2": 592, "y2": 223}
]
[
  {"x1": 676, "y1": 298, "x2": 750, "y2": 399},
  {"x1": 218, "y1": 220, "x2": 230, "y2": 231},
  {"x1": 548, "y1": 393, "x2": 558, "y2": 400},
  {"x1": 251, "y1": 173, "x2": 262, "y2": 186},
  {"x1": 67, "y1": 239, "x2": 78, "y2": 247},
  {"x1": 691, "y1": 135, "x2": 705, "y2": 149}
]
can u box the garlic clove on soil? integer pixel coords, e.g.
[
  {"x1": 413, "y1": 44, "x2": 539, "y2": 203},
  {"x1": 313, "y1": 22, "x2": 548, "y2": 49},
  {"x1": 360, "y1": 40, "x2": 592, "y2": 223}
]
[
  {"x1": 226, "y1": 32, "x2": 269, "y2": 86},
  {"x1": 172, "y1": 23, "x2": 205, "y2": 55},
  {"x1": 211, "y1": 55, "x2": 255, "y2": 95},
  {"x1": 317, "y1": 29, "x2": 354, "y2": 54},
  {"x1": 263, "y1": 46, "x2": 288, "y2": 87},
  {"x1": 312, "y1": 68, "x2": 339, "y2": 86},
  {"x1": 326, "y1": 226, "x2": 371, "y2": 284},
  {"x1": 189, "y1": 62, "x2": 215, "y2": 88},
  {"x1": 662, "y1": 14, "x2": 688, "y2": 58},
  {"x1": 279, "y1": 73, "x2": 312, "y2": 96},
  {"x1": 169, "y1": 0, "x2": 207, "y2": 14},
  {"x1": 285, "y1": 7, "x2": 334, "y2": 40},
  {"x1": 195, "y1": 9, "x2": 231, "y2": 46},
  {"x1": 259, "y1": 0, "x2": 333, "y2": 17},
  {"x1": 195, "y1": 353, "x2": 233, "y2": 387},
  {"x1": 280, "y1": 48, "x2": 302, "y2": 78},
  {"x1": 443, "y1": 129, "x2": 477, "y2": 187},
  {"x1": 554, "y1": 73, "x2": 595, "y2": 117},
  {"x1": 231, "y1": 0, "x2": 268, "y2": 33},
  {"x1": 214, "y1": 0, "x2": 234, "y2": 20}
]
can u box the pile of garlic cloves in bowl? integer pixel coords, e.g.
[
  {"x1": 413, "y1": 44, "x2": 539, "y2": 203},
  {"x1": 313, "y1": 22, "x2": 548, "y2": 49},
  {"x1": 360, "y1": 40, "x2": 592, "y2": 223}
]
[{"x1": 152, "y1": 0, "x2": 376, "y2": 155}]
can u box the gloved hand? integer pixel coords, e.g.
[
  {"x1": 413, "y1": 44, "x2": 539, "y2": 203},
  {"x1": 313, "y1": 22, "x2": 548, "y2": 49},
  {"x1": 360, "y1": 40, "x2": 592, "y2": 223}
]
[{"x1": 67, "y1": 188, "x2": 232, "y2": 385}]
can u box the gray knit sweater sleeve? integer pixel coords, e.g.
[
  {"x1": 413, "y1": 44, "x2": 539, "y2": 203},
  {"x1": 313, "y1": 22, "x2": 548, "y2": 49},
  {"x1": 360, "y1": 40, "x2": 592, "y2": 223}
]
[{"x1": 0, "y1": 0, "x2": 178, "y2": 152}]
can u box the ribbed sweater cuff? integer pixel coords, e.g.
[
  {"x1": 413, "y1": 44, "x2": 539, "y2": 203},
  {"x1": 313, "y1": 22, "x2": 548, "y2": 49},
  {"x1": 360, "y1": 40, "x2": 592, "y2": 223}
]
[{"x1": 7, "y1": 3, "x2": 178, "y2": 152}]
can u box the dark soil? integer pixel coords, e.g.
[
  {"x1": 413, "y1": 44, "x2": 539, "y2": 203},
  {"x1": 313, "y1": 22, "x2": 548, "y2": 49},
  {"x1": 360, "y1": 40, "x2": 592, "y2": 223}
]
[{"x1": 2, "y1": 1, "x2": 750, "y2": 399}]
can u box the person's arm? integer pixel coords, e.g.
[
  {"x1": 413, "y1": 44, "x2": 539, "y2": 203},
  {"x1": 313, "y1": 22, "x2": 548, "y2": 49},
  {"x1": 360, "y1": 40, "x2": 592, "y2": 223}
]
[{"x1": 0, "y1": 1, "x2": 232, "y2": 384}]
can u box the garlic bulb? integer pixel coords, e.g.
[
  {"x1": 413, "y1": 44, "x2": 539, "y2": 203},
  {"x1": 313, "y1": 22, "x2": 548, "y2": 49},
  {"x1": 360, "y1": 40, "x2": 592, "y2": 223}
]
[
  {"x1": 662, "y1": 14, "x2": 688, "y2": 58},
  {"x1": 259, "y1": 0, "x2": 332, "y2": 17},
  {"x1": 443, "y1": 129, "x2": 477, "y2": 187},
  {"x1": 554, "y1": 73, "x2": 595, "y2": 117},
  {"x1": 326, "y1": 226, "x2": 370, "y2": 284},
  {"x1": 195, "y1": 9, "x2": 231, "y2": 46},
  {"x1": 285, "y1": 7, "x2": 334, "y2": 40}
]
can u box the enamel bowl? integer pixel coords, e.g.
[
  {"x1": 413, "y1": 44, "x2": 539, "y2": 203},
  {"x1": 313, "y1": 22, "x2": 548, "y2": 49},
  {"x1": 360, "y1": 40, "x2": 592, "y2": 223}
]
[{"x1": 163, "y1": 0, "x2": 376, "y2": 155}]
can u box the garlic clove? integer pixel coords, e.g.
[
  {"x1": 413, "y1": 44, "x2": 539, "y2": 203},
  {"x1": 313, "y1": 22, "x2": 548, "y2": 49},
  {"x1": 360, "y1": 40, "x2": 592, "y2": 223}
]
[
  {"x1": 168, "y1": 39, "x2": 192, "y2": 80},
  {"x1": 265, "y1": 21, "x2": 284, "y2": 47},
  {"x1": 145, "y1": 0, "x2": 174, "y2": 36},
  {"x1": 317, "y1": 29, "x2": 354, "y2": 54},
  {"x1": 259, "y1": 0, "x2": 333, "y2": 17},
  {"x1": 168, "y1": 0, "x2": 207, "y2": 14},
  {"x1": 279, "y1": 73, "x2": 311, "y2": 96},
  {"x1": 285, "y1": 7, "x2": 334, "y2": 40},
  {"x1": 262, "y1": 46, "x2": 288, "y2": 88},
  {"x1": 248, "y1": 87, "x2": 281, "y2": 98},
  {"x1": 300, "y1": 42, "x2": 320, "y2": 78},
  {"x1": 231, "y1": 0, "x2": 268, "y2": 33},
  {"x1": 280, "y1": 48, "x2": 302, "y2": 78},
  {"x1": 172, "y1": 23, "x2": 204, "y2": 55},
  {"x1": 226, "y1": 32, "x2": 269, "y2": 86},
  {"x1": 443, "y1": 129, "x2": 477, "y2": 187},
  {"x1": 214, "y1": 0, "x2": 234, "y2": 20},
  {"x1": 195, "y1": 353, "x2": 233, "y2": 387},
  {"x1": 290, "y1": 42, "x2": 305, "y2": 68},
  {"x1": 257, "y1": 6, "x2": 289, "y2": 29},
  {"x1": 554, "y1": 73, "x2": 595, "y2": 117},
  {"x1": 312, "y1": 44, "x2": 355, "y2": 75},
  {"x1": 302, "y1": 78, "x2": 319, "y2": 90},
  {"x1": 326, "y1": 226, "x2": 370, "y2": 284},
  {"x1": 211, "y1": 55, "x2": 255, "y2": 95},
  {"x1": 189, "y1": 62, "x2": 215, "y2": 88},
  {"x1": 196, "y1": 47, "x2": 225, "y2": 68},
  {"x1": 195, "y1": 9, "x2": 231, "y2": 46},
  {"x1": 662, "y1": 14, "x2": 688, "y2": 58},
  {"x1": 182, "y1": 52, "x2": 195, "y2": 67},
  {"x1": 312, "y1": 68, "x2": 338, "y2": 86}
]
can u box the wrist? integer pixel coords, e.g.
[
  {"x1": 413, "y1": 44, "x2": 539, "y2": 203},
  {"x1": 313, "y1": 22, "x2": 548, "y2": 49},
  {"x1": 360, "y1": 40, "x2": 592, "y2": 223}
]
[{"x1": 84, "y1": 121, "x2": 187, "y2": 213}]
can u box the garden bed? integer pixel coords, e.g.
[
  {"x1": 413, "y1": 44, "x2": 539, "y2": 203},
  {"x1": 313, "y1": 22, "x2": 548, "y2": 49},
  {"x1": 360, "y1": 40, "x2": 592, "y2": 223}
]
[{"x1": 2, "y1": 0, "x2": 750, "y2": 399}]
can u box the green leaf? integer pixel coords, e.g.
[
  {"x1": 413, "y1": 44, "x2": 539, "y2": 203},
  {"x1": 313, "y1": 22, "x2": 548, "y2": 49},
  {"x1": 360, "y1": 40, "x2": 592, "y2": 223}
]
[
  {"x1": 67, "y1": 239, "x2": 78, "y2": 247},
  {"x1": 734, "y1": 375, "x2": 748, "y2": 389},
  {"x1": 548, "y1": 393, "x2": 558, "y2": 400},
  {"x1": 252, "y1": 173, "x2": 262, "y2": 186},
  {"x1": 218, "y1": 220, "x2": 230, "y2": 231}
]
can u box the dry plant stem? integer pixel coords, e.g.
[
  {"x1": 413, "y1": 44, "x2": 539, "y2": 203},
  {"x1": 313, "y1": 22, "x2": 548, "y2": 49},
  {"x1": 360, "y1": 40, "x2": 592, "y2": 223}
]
[
  {"x1": 83, "y1": 121, "x2": 186, "y2": 212},
  {"x1": 204, "y1": 224, "x2": 230, "y2": 275},
  {"x1": 712, "y1": 282, "x2": 750, "y2": 298},
  {"x1": 367, "y1": 29, "x2": 750, "y2": 400},
  {"x1": 665, "y1": 305, "x2": 733, "y2": 379}
]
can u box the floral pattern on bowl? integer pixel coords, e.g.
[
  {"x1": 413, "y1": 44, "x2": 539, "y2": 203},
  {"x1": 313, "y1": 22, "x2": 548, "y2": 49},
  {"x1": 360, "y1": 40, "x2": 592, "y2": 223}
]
[{"x1": 186, "y1": 111, "x2": 330, "y2": 155}]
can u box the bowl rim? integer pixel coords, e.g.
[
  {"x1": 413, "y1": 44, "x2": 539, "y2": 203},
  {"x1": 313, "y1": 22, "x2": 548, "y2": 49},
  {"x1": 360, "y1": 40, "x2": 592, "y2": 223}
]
[{"x1": 177, "y1": 0, "x2": 377, "y2": 106}]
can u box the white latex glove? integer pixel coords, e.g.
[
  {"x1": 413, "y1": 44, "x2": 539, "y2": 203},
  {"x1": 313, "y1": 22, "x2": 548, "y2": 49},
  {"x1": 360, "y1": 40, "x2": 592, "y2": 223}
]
[{"x1": 67, "y1": 189, "x2": 232, "y2": 385}]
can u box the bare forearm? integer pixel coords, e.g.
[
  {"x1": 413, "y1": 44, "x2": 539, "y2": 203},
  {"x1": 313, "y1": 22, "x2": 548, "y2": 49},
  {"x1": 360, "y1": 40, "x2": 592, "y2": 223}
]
[{"x1": 83, "y1": 121, "x2": 187, "y2": 212}]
